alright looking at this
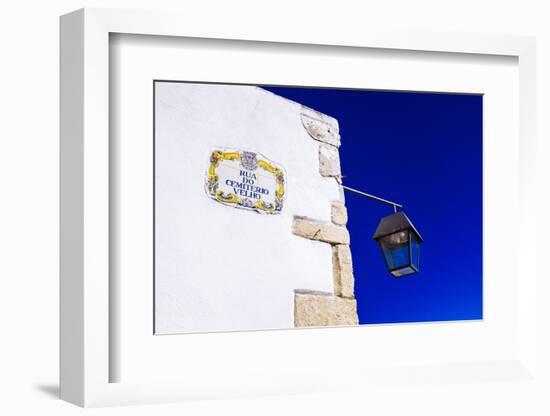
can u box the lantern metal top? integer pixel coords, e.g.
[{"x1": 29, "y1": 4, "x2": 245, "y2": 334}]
[{"x1": 372, "y1": 211, "x2": 423, "y2": 242}]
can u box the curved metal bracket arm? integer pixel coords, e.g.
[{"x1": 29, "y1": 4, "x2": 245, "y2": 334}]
[{"x1": 341, "y1": 185, "x2": 403, "y2": 213}]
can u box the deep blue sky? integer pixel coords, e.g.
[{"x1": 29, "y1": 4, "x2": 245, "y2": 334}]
[{"x1": 264, "y1": 86, "x2": 483, "y2": 324}]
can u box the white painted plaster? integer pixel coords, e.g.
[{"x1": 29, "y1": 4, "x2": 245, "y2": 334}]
[{"x1": 155, "y1": 82, "x2": 341, "y2": 334}]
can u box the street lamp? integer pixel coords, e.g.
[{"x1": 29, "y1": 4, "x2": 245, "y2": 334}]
[
  {"x1": 341, "y1": 185, "x2": 423, "y2": 278},
  {"x1": 373, "y1": 211, "x2": 423, "y2": 277}
]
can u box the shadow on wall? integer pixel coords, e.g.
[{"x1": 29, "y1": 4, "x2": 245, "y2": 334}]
[{"x1": 34, "y1": 384, "x2": 59, "y2": 399}]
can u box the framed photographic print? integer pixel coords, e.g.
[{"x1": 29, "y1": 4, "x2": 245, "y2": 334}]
[
  {"x1": 152, "y1": 80, "x2": 481, "y2": 335},
  {"x1": 60, "y1": 8, "x2": 537, "y2": 407}
]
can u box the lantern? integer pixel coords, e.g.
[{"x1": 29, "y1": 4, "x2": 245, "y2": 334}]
[{"x1": 373, "y1": 211, "x2": 423, "y2": 277}]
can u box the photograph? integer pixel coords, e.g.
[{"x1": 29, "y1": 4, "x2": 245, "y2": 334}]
[
  {"x1": 154, "y1": 81, "x2": 483, "y2": 334},
  {"x1": 2, "y1": 1, "x2": 541, "y2": 412}
]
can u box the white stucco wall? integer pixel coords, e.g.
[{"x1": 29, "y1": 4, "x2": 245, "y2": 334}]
[{"x1": 155, "y1": 82, "x2": 342, "y2": 334}]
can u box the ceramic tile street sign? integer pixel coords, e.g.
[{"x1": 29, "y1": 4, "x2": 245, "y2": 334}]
[{"x1": 205, "y1": 148, "x2": 286, "y2": 214}]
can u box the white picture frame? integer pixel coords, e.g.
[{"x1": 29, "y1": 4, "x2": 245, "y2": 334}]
[{"x1": 60, "y1": 7, "x2": 537, "y2": 407}]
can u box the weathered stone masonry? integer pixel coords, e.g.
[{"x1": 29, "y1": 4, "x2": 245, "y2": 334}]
[{"x1": 293, "y1": 107, "x2": 359, "y2": 327}]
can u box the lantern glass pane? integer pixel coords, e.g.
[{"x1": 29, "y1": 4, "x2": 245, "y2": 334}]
[
  {"x1": 391, "y1": 266, "x2": 416, "y2": 277},
  {"x1": 379, "y1": 231, "x2": 410, "y2": 270},
  {"x1": 410, "y1": 233, "x2": 421, "y2": 270}
]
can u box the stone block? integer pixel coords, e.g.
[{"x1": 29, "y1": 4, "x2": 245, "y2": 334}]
[
  {"x1": 292, "y1": 217, "x2": 350, "y2": 245},
  {"x1": 301, "y1": 112, "x2": 341, "y2": 147},
  {"x1": 294, "y1": 292, "x2": 358, "y2": 327},
  {"x1": 331, "y1": 201, "x2": 348, "y2": 225},
  {"x1": 319, "y1": 144, "x2": 341, "y2": 177},
  {"x1": 332, "y1": 244, "x2": 355, "y2": 298},
  {"x1": 328, "y1": 296, "x2": 358, "y2": 326}
]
